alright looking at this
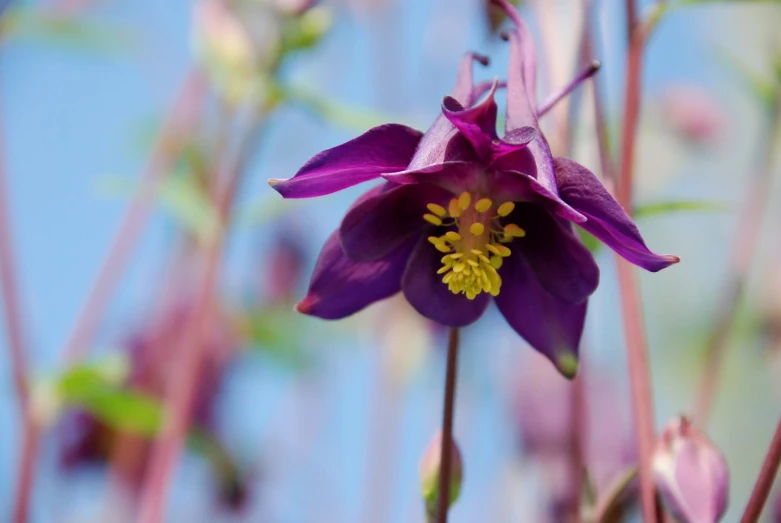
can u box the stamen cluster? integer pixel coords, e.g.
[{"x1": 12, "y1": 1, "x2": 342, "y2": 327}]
[{"x1": 423, "y1": 192, "x2": 526, "y2": 299}]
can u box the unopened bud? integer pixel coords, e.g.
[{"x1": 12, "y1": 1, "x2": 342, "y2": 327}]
[
  {"x1": 419, "y1": 431, "x2": 463, "y2": 517},
  {"x1": 652, "y1": 416, "x2": 729, "y2": 523}
]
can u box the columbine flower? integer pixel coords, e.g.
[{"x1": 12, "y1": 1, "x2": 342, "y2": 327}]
[
  {"x1": 652, "y1": 417, "x2": 729, "y2": 523},
  {"x1": 269, "y1": 2, "x2": 678, "y2": 377}
]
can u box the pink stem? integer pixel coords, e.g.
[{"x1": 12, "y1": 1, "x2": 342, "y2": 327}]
[
  {"x1": 615, "y1": 2, "x2": 658, "y2": 522},
  {"x1": 0, "y1": 91, "x2": 37, "y2": 523},
  {"x1": 740, "y1": 417, "x2": 781, "y2": 523},
  {"x1": 12, "y1": 414, "x2": 40, "y2": 523},
  {"x1": 435, "y1": 328, "x2": 460, "y2": 523},
  {"x1": 62, "y1": 72, "x2": 205, "y2": 364},
  {"x1": 135, "y1": 113, "x2": 264, "y2": 523}
]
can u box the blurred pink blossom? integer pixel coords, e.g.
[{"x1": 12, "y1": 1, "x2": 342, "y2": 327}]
[{"x1": 660, "y1": 85, "x2": 727, "y2": 145}]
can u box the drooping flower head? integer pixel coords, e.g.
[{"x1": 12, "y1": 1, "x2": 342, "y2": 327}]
[{"x1": 269, "y1": 0, "x2": 678, "y2": 377}]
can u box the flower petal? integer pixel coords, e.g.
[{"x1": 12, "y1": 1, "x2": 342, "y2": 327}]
[
  {"x1": 341, "y1": 183, "x2": 453, "y2": 262},
  {"x1": 505, "y1": 26, "x2": 538, "y2": 131},
  {"x1": 511, "y1": 205, "x2": 599, "y2": 304},
  {"x1": 442, "y1": 81, "x2": 499, "y2": 159},
  {"x1": 495, "y1": 250, "x2": 586, "y2": 379},
  {"x1": 383, "y1": 162, "x2": 586, "y2": 223},
  {"x1": 296, "y1": 231, "x2": 413, "y2": 319},
  {"x1": 503, "y1": 28, "x2": 558, "y2": 196},
  {"x1": 268, "y1": 124, "x2": 422, "y2": 198},
  {"x1": 407, "y1": 53, "x2": 487, "y2": 170},
  {"x1": 554, "y1": 157, "x2": 680, "y2": 272},
  {"x1": 402, "y1": 236, "x2": 490, "y2": 327}
]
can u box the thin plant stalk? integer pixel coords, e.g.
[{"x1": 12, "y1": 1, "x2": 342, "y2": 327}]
[
  {"x1": 614, "y1": 1, "x2": 660, "y2": 521},
  {"x1": 135, "y1": 112, "x2": 266, "y2": 523},
  {"x1": 740, "y1": 417, "x2": 781, "y2": 523},
  {"x1": 694, "y1": 93, "x2": 781, "y2": 425},
  {"x1": 0, "y1": 94, "x2": 36, "y2": 523},
  {"x1": 435, "y1": 328, "x2": 460, "y2": 523},
  {"x1": 62, "y1": 72, "x2": 205, "y2": 364}
]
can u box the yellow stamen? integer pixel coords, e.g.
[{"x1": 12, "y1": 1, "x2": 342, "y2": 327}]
[
  {"x1": 445, "y1": 231, "x2": 461, "y2": 242},
  {"x1": 497, "y1": 201, "x2": 515, "y2": 217},
  {"x1": 448, "y1": 199, "x2": 461, "y2": 218},
  {"x1": 504, "y1": 224, "x2": 526, "y2": 238},
  {"x1": 458, "y1": 192, "x2": 471, "y2": 211},
  {"x1": 423, "y1": 214, "x2": 443, "y2": 226},
  {"x1": 475, "y1": 198, "x2": 492, "y2": 213},
  {"x1": 421, "y1": 192, "x2": 526, "y2": 299},
  {"x1": 427, "y1": 203, "x2": 447, "y2": 217}
]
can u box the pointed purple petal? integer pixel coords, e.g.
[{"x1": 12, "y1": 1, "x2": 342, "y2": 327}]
[
  {"x1": 402, "y1": 236, "x2": 490, "y2": 327},
  {"x1": 341, "y1": 183, "x2": 453, "y2": 262},
  {"x1": 512, "y1": 205, "x2": 599, "y2": 304},
  {"x1": 442, "y1": 81, "x2": 499, "y2": 158},
  {"x1": 554, "y1": 157, "x2": 680, "y2": 272},
  {"x1": 268, "y1": 124, "x2": 422, "y2": 198},
  {"x1": 495, "y1": 250, "x2": 586, "y2": 379},
  {"x1": 407, "y1": 53, "x2": 487, "y2": 170},
  {"x1": 296, "y1": 231, "x2": 414, "y2": 319},
  {"x1": 505, "y1": 27, "x2": 539, "y2": 132}
]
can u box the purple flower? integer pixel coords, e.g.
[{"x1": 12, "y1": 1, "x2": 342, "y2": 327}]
[
  {"x1": 269, "y1": 2, "x2": 678, "y2": 376},
  {"x1": 652, "y1": 417, "x2": 729, "y2": 523}
]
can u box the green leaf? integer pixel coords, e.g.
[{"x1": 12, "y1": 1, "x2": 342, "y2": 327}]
[
  {"x1": 634, "y1": 200, "x2": 729, "y2": 218},
  {"x1": 242, "y1": 306, "x2": 311, "y2": 371},
  {"x1": 55, "y1": 357, "x2": 163, "y2": 437},
  {"x1": 77, "y1": 390, "x2": 163, "y2": 436}
]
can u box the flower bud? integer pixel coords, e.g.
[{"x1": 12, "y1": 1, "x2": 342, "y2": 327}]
[
  {"x1": 660, "y1": 85, "x2": 726, "y2": 146},
  {"x1": 652, "y1": 417, "x2": 729, "y2": 523},
  {"x1": 419, "y1": 431, "x2": 463, "y2": 517}
]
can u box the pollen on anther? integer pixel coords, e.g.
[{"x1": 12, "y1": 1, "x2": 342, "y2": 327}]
[
  {"x1": 497, "y1": 202, "x2": 516, "y2": 217},
  {"x1": 504, "y1": 224, "x2": 526, "y2": 238},
  {"x1": 445, "y1": 231, "x2": 461, "y2": 242},
  {"x1": 448, "y1": 199, "x2": 461, "y2": 218},
  {"x1": 423, "y1": 214, "x2": 443, "y2": 226},
  {"x1": 427, "y1": 203, "x2": 447, "y2": 217},
  {"x1": 458, "y1": 192, "x2": 472, "y2": 211},
  {"x1": 469, "y1": 223, "x2": 485, "y2": 236},
  {"x1": 475, "y1": 198, "x2": 492, "y2": 213}
]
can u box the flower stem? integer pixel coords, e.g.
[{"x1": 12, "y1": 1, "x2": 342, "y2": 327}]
[
  {"x1": 135, "y1": 113, "x2": 265, "y2": 523},
  {"x1": 615, "y1": 2, "x2": 659, "y2": 522},
  {"x1": 693, "y1": 92, "x2": 781, "y2": 425},
  {"x1": 740, "y1": 417, "x2": 781, "y2": 523},
  {"x1": 61, "y1": 72, "x2": 205, "y2": 364},
  {"x1": 436, "y1": 327, "x2": 460, "y2": 523},
  {"x1": 0, "y1": 92, "x2": 37, "y2": 523}
]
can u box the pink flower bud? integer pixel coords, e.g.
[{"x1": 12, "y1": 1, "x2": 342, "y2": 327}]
[
  {"x1": 419, "y1": 431, "x2": 463, "y2": 516},
  {"x1": 653, "y1": 417, "x2": 729, "y2": 523}
]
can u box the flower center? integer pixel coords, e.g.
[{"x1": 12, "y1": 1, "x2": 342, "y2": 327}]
[{"x1": 422, "y1": 192, "x2": 526, "y2": 300}]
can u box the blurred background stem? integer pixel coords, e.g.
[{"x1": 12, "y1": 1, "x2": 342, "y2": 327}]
[
  {"x1": 693, "y1": 88, "x2": 781, "y2": 426},
  {"x1": 615, "y1": 1, "x2": 660, "y2": 522},
  {"x1": 0, "y1": 90, "x2": 37, "y2": 523},
  {"x1": 62, "y1": 72, "x2": 206, "y2": 364},
  {"x1": 740, "y1": 417, "x2": 781, "y2": 522}
]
